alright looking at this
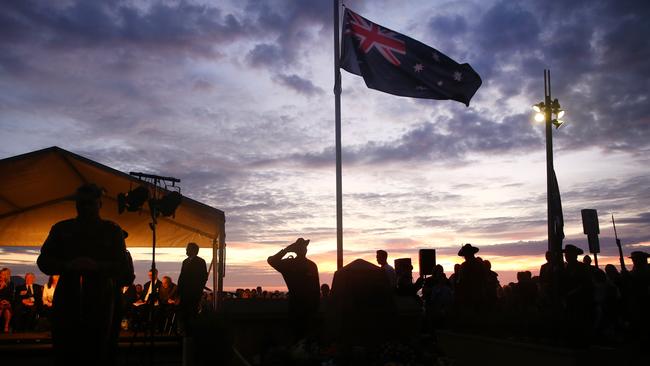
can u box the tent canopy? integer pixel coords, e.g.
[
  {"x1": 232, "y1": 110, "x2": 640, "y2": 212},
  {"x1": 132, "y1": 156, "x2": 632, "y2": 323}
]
[{"x1": 0, "y1": 146, "x2": 225, "y2": 248}]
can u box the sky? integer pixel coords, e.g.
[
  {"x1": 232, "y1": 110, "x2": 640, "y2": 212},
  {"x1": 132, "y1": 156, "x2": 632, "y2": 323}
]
[{"x1": 1, "y1": 0, "x2": 649, "y2": 290}]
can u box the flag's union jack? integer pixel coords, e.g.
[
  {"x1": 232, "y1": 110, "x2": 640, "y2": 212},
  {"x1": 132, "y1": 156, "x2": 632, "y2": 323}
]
[{"x1": 345, "y1": 11, "x2": 406, "y2": 66}]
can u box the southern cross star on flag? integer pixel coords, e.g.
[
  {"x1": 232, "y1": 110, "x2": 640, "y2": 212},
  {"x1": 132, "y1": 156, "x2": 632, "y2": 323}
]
[{"x1": 340, "y1": 8, "x2": 482, "y2": 106}]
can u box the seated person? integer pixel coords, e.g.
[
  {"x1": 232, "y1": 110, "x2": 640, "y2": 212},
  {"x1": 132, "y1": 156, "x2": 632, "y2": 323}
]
[
  {"x1": 128, "y1": 284, "x2": 145, "y2": 329},
  {"x1": 138, "y1": 269, "x2": 161, "y2": 305},
  {"x1": 158, "y1": 276, "x2": 178, "y2": 332},
  {"x1": 159, "y1": 276, "x2": 178, "y2": 305},
  {"x1": 14, "y1": 273, "x2": 42, "y2": 332},
  {"x1": 0, "y1": 268, "x2": 15, "y2": 333},
  {"x1": 133, "y1": 270, "x2": 161, "y2": 332},
  {"x1": 134, "y1": 284, "x2": 144, "y2": 302},
  {"x1": 41, "y1": 275, "x2": 59, "y2": 319},
  {"x1": 119, "y1": 284, "x2": 138, "y2": 330}
]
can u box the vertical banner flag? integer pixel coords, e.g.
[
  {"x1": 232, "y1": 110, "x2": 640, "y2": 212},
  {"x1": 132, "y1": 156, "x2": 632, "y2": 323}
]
[
  {"x1": 340, "y1": 8, "x2": 482, "y2": 106},
  {"x1": 550, "y1": 167, "x2": 565, "y2": 248}
]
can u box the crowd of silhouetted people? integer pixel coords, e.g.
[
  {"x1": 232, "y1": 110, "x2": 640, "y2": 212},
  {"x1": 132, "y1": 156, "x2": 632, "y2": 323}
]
[
  {"x1": 4, "y1": 181, "x2": 647, "y2": 366},
  {"x1": 2, "y1": 234, "x2": 649, "y2": 366},
  {"x1": 398, "y1": 243, "x2": 650, "y2": 348},
  {"x1": 230, "y1": 287, "x2": 289, "y2": 299},
  {"x1": 3, "y1": 242, "x2": 649, "y2": 351},
  {"x1": 249, "y1": 240, "x2": 650, "y2": 365}
]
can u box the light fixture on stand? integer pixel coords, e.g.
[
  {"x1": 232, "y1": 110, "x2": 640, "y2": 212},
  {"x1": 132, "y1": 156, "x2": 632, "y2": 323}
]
[{"x1": 118, "y1": 172, "x2": 181, "y2": 364}]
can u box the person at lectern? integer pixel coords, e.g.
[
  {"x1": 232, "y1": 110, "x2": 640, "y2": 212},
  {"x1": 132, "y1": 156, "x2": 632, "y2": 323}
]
[{"x1": 37, "y1": 183, "x2": 132, "y2": 366}]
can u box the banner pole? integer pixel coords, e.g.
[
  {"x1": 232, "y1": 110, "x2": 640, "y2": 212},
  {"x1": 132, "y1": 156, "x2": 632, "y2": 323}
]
[{"x1": 333, "y1": 0, "x2": 343, "y2": 270}]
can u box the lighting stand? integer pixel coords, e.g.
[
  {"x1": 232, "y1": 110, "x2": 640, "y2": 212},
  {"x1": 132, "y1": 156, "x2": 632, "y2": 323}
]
[{"x1": 120, "y1": 172, "x2": 181, "y2": 366}]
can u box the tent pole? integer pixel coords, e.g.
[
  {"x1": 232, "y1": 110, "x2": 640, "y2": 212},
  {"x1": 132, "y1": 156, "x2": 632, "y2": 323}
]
[
  {"x1": 212, "y1": 237, "x2": 218, "y2": 310},
  {"x1": 215, "y1": 220, "x2": 226, "y2": 311},
  {"x1": 219, "y1": 222, "x2": 226, "y2": 308}
]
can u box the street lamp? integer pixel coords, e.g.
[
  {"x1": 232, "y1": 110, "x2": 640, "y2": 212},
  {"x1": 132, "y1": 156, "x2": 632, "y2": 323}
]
[
  {"x1": 532, "y1": 69, "x2": 566, "y2": 258},
  {"x1": 533, "y1": 100, "x2": 565, "y2": 128}
]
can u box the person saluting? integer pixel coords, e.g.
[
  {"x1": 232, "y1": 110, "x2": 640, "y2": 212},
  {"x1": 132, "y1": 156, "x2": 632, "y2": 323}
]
[{"x1": 268, "y1": 238, "x2": 320, "y2": 339}]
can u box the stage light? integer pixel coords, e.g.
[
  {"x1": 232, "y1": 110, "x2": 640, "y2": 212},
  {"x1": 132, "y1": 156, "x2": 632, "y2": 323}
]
[
  {"x1": 557, "y1": 110, "x2": 565, "y2": 119},
  {"x1": 534, "y1": 113, "x2": 545, "y2": 122},
  {"x1": 117, "y1": 186, "x2": 149, "y2": 213},
  {"x1": 151, "y1": 191, "x2": 182, "y2": 217}
]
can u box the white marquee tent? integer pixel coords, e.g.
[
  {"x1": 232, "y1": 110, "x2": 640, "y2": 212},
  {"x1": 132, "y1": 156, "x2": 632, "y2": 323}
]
[{"x1": 0, "y1": 146, "x2": 226, "y2": 304}]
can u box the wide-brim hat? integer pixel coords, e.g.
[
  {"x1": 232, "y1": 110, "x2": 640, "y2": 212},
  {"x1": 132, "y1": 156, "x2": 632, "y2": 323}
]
[
  {"x1": 458, "y1": 244, "x2": 479, "y2": 256},
  {"x1": 562, "y1": 244, "x2": 584, "y2": 255},
  {"x1": 629, "y1": 251, "x2": 649, "y2": 259}
]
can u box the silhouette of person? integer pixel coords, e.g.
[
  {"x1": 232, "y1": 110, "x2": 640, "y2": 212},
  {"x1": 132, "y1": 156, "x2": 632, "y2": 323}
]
[
  {"x1": 37, "y1": 183, "x2": 131, "y2": 366},
  {"x1": 483, "y1": 260, "x2": 500, "y2": 310},
  {"x1": 449, "y1": 263, "x2": 461, "y2": 294},
  {"x1": 561, "y1": 244, "x2": 593, "y2": 347},
  {"x1": 13, "y1": 272, "x2": 42, "y2": 331},
  {"x1": 376, "y1": 250, "x2": 397, "y2": 288},
  {"x1": 177, "y1": 242, "x2": 208, "y2": 335},
  {"x1": 394, "y1": 258, "x2": 422, "y2": 298},
  {"x1": 456, "y1": 244, "x2": 486, "y2": 316},
  {"x1": 628, "y1": 251, "x2": 649, "y2": 275},
  {"x1": 0, "y1": 268, "x2": 14, "y2": 333},
  {"x1": 625, "y1": 251, "x2": 650, "y2": 340},
  {"x1": 514, "y1": 271, "x2": 537, "y2": 311},
  {"x1": 582, "y1": 254, "x2": 601, "y2": 278},
  {"x1": 320, "y1": 283, "x2": 330, "y2": 298},
  {"x1": 267, "y1": 238, "x2": 320, "y2": 339},
  {"x1": 142, "y1": 268, "x2": 161, "y2": 305},
  {"x1": 539, "y1": 251, "x2": 554, "y2": 299},
  {"x1": 424, "y1": 265, "x2": 453, "y2": 330}
]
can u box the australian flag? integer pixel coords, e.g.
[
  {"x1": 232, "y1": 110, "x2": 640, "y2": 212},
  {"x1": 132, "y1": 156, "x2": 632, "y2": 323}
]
[{"x1": 340, "y1": 8, "x2": 482, "y2": 106}]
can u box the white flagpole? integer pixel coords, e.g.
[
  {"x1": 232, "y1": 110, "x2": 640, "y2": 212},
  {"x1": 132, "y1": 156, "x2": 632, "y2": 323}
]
[{"x1": 333, "y1": 0, "x2": 343, "y2": 270}]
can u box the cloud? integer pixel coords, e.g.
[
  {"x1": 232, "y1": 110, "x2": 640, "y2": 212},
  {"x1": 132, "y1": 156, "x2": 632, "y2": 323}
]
[
  {"x1": 273, "y1": 73, "x2": 324, "y2": 96},
  {"x1": 617, "y1": 212, "x2": 650, "y2": 225},
  {"x1": 470, "y1": 0, "x2": 650, "y2": 155},
  {"x1": 246, "y1": 43, "x2": 286, "y2": 68},
  {"x1": 251, "y1": 109, "x2": 543, "y2": 169},
  {"x1": 475, "y1": 1, "x2": 541, "y2": 56},
  {"x1": 0, "y1": 1, "x2": 251, "y2": 55},
  {"x1": 2, "y1": 0, "x2": 650, "y2": 290},
  {"x1": 429, "y1": 14, "x2": 467, "y2": 37}
]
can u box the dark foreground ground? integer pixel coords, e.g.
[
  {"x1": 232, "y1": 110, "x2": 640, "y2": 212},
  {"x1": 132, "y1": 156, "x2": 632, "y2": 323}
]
[
  {"x1": 1, "y1": 330, "x2": 644, "y2": 366},
  {"x1": 1, "y1": 299, "x2": 646, "y2": 366}
]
